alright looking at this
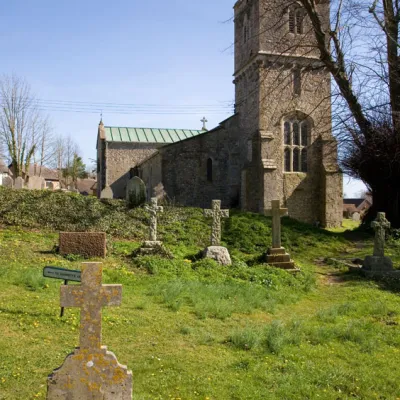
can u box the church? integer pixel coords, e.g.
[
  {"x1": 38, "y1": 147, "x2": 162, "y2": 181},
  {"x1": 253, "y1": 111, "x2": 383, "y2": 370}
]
[{"x1": 97, "y1": 0, "x2": 343, "y2": 227}]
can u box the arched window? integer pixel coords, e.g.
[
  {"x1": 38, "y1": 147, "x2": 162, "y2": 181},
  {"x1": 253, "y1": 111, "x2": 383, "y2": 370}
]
[
  {"x1": 288, "y1": 5, "x2": 305, "y2": 34},
  {"x1": 207, "y1": 158, "x2": 213, "y2": 182},
  {"x1": 283, "y1": 118, "x2": 309, "y2": 172}
]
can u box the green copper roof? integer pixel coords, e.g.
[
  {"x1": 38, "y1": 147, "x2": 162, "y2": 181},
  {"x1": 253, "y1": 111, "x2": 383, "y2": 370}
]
[{"x1": 104, "y1": 126, "x2": 206, "y2": 144}]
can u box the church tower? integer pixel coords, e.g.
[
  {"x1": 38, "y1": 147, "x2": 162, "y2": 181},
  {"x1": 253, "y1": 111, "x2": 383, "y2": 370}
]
[{"x1": 234, "y1": 0, "x2": 342, "y2": 227}]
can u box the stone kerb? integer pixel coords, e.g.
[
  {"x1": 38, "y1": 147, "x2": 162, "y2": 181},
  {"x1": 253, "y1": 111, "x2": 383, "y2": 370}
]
[
  {"x1": 46, "y1": 262, "x2": 132, "y2": 399},
  {"x1": 59, "y1": 232, "x2": 107, "y2": 258},
  {"x1": 202, "y1": 200, "x2": 231, "y2": 266}
]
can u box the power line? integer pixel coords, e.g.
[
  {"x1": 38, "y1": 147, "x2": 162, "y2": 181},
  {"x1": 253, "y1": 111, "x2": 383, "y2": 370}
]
[{"x1": 0, "y1": 96, "x2": 234, "y2": 115}]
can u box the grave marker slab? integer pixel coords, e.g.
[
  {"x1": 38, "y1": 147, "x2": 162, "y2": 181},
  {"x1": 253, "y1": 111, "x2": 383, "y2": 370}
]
[
  {"x1": 14, "y1": 176, "x2": 24, "y2": 189},
  {"x1": 126, "y1": 177, "x2": 146, "y2": 208},
  {"x1": 47, "y1": 262, "x2": 132, "y2": 399},
  {"x1": 59, "y1": 232, "x2": 107, "y2": 258},
  {"x1": 28, "y1": 175, "x2": 45, "y2": 190}
]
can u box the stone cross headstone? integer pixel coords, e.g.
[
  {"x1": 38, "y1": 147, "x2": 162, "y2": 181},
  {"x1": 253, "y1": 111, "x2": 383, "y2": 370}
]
[
  {"x1": 145, "y1": 197, "x2": 163, "y2": 242},
  {"x1": 126, "y1": 176, "x2": 146, "y2": 208},
  {"x1": 203, "y1": 200, "x2": 229, "y2": 246},
  {"x1": 100, "y1": 185, "x2": 113, "y2": 199},
  {"x1": 371, "y1": 212, "x2": 391, "y2": 257},
  {"x1": 47, "y1": 262, "x2": 132, "y2": 399},
  {"x1": 363, "y1": 212, "x2": 393, "y2": 276},
  {"x1": 264, "y1": 200, "x2": 297, "y2": 271},
  {"x1": 265, "y1": 199, "x2": 288, "y2": 249},
  {"x1": 14, "y1": 176, "x2": 24, "y2": 190}
]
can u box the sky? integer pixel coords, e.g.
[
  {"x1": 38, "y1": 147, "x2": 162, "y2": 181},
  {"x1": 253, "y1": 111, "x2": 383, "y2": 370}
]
[{"x1": 1, "y1": 0, "x2": 366, "y2": 196}]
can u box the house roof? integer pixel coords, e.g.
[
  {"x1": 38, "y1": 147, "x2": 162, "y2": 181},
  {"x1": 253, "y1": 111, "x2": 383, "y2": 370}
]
[
  {"x1": 76, "y1": 178, "x2": 97, "y2": 193},
  {"x1": 27, "y1": 165, "x2": 59, "y2": 181},
  {"x1": 104, "y1": 126, "x2": 207, "y2": 144},
  {"x1": 343, "y1": 198, "x2": 365, "y2": 208}
]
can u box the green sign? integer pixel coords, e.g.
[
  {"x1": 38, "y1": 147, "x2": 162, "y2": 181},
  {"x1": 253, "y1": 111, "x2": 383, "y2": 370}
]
[{"x1": 43, "y1": 267, "x2": 81, "y2": 282}]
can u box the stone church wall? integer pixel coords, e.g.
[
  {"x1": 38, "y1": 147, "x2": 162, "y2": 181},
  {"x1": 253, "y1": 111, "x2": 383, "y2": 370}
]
[
  {"x1": 106, "y1": 143, "x2": 161, "y2": 198},
  {"x1": 139, "y1": 116, "x2": 243, "y2": 209}
]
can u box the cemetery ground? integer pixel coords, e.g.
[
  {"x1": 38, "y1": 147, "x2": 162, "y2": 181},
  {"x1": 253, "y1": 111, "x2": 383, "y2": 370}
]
[{"x1": 0, "y1": 191, "x2": 400, "y2": 399}]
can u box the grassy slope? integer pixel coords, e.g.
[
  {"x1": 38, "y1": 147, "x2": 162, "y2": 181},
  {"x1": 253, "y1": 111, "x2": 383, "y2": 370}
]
[{"x1": 0, "y1": 192, "x2": 399, "y2": 399}]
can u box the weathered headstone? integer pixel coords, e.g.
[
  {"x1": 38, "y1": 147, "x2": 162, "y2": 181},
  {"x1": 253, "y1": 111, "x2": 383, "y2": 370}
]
[
  {"x1": 202, "y1": 200, "x2": 231, "y2": 265},
  {"x1": 47, "y1": 262, "x2": 132, "y2": 399},
  {"x1": 2, "y1": 176, "x2": 13, "y2": 188},
  {"x1": 59, "y1": 232, "x2": 107, "y2": 258},
  {"x1": 352, "y1": 212, "x2": 361, "y2": 222},
  {"x1": 100, "y1": 185, "x2": 114, "y2": 199},
  {"x1": 265, "y1": 200, "x2": 298, "y2": 271},
  {"x1": 139, "y1": 198, "x2": 168, "y2": 256},
  {"x1": 14, "y1": 176, "x2": 24, "y2": 190},
  {"x1": 27, "y1": 175, "x2": 45, "y2": 190},
  {"x1": 126, "y1": 177, "x2": 146, "y2": 208},
  {"x1": 363, "y1": 212, "x2": 393, "y2": 275}
]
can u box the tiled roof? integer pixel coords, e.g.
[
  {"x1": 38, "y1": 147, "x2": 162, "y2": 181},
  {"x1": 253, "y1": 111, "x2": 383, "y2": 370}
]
[{"x1": 104, "y1": 126, "x2": 206, "y2": 144}]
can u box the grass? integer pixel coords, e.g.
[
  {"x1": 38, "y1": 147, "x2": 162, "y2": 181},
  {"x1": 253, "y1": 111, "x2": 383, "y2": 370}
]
[{"x1": 0, "y1": 191, "x2": 400, "y2": 399}]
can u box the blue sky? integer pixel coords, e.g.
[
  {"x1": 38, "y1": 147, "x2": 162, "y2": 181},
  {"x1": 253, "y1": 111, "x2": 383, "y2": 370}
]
[{"x1": 2, "y1": 0, "x2": 366, "y2": 196}]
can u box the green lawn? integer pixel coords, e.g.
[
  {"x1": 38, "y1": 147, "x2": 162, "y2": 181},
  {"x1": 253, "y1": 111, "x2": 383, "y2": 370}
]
[{"x1": 0, "y1": 208, "x2": 400, "y2": 399}]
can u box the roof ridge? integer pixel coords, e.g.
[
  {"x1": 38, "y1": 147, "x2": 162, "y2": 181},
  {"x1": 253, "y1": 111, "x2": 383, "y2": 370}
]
[{"x1": 104, "y1": 125, "x2": 206, "y2": 132}]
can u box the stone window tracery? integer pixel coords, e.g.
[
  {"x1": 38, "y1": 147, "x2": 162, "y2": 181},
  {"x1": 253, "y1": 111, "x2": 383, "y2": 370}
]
[
  {"x1": 283, "y1": 119, "x2": 309, "y2": 173},
  {"x1": 288, "y1": 5, "x2": 306, "y2": 34}
]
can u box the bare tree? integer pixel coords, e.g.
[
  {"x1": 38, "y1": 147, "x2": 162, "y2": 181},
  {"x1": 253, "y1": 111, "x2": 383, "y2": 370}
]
[
  {"x1": 292, "y1": 0, "x2": 400, "y2": 226},
  {"x1": 0, "y1": 75, "x2": 52, "y2": 179}
]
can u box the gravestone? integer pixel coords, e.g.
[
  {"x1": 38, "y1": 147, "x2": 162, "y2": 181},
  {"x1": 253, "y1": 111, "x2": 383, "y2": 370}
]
[
  {"x1": 47, "y1": 262, "x2": 132, "y2": 399},
  {"x1": 139, "y1": 198, "x2": 169, "y2": 256},
  {"x1": 363, "y1": 212, "x2": 393, "y2": 275},
  {"x1": 352, "y1": 212, "x2": 361, "y2": 222},
  {"x1": 14, "y1": 176, "x2": 24, "y2": 189},
  {"x1": 59, "y1": 232, "x2": 107, "y2": 258},
  {"x1": 126, "y1": 177, "x2": 146, "y2": 208},
  {"x1": 265, "y1": 200, "x2": 298, "y2": 271},
  {"x1": 27, "y1": 175, "x2": 45, "y2": 190},
  {"x1": 202, "y1": 200, "x2": 231, "y2": 265},
  {"x1": 2, "y1": 176, "x2": 13, "y2": 188},
  {"x1": 100, "y1": 185, "x2": 113, "y2": 199}
]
